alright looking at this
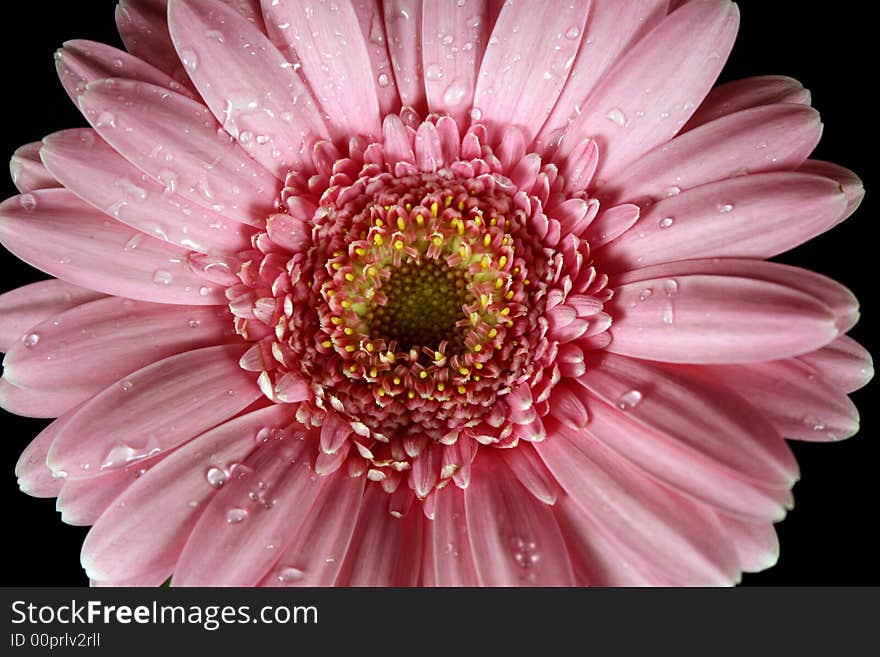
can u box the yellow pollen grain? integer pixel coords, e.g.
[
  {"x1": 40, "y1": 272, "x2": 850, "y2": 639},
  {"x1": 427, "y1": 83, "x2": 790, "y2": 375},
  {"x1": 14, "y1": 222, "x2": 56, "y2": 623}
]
[
  {"x1": 506, "y1": 290, "x2": 515, "y2": 299},
  {"x1": 490, "y1": 217, "x2": 498, "y2": 226},
  {"x1": 488, "y1": 328, "x2": 498, "y2": 338},
  {"x1": 524, "y1": 279, "x2": 530, "y2": 286},
  {"x1": 473, "y1": 375, "x2": 481, "y2": 381},
  {"x1": 480, "y1": 293, "x2": 489, "y2": 308},
  {"x1": 355, "y1": 247, "x2": 366, "y2": 257},
  {"x1": 374, "y1": 218, "x2": 384, "y2": 227},
  {"x1": 393, "y1": 377, "x2": 401, "y2": 385},
  {"x1": 495, "y1": 278, "x2": 504, "y2": 290},
  {"x1": 498, "y1": 255, "x2": 508, "y2": 268},
  {"x1": 434, "y1": 351, "x2": 444, "y2": 361},
  {"x1": 341, "y1": 300, "x2": 352, "y2": 308},
  {"x1": 332, "y1": 262, "x2": 342, "y2": 270},
  {"x1": 444, "y1": 196, "x2": 453, "y2": 208},
  {"x1": 457, "y1": 385, "x2": 467, "y2": 395},
  {"x1": 374, "y1": 234, "x2": 384, "y2": 245},
  {"x1": 473, "y1": 344, "x2": 483, "y2": 352},
  {"x1": 481, "y1": 256, "x2": 490, "y2": 269},
  {"x1": 366, "y1": 343, "x2": 375, "y2": 352},
  {"x1": 322, "y1": 340, "x2": 333, "y2": 348},
  {"x1": 431, "y1": 201, "x2": 439, "y2": 217},
  {"x1": 397, "y1": 217, "x2": 406, "y2": 230},
  {"x1": 394, "y1": 240, "x2": 404, "y2": 251},
  {"x1": 474, "y1": 362, "x2": 483, "y2": 370},
  {"x1": 408, "y1": 390, "x2": 416, "y2": 399},
  {"x1": 437, "y1": 383, "x2": 445, "y2": 392},
  {"x1": 405, "y1": 203, "x2": 412, "y2": 211},
  {"x1": 500, "y1": 307, "x2": 510, "y2": 316},
  {"x1": 349, "y1": 365, "x2": 358, "y2": 372},
  {"x1": 457, "y1": 200, "x2": 465, "y2": 211},
  {"x1": 344, "y1": 273, "x2": 355, "y2": 282},
  {"x1": 377, "y1": 388, "x2": 386, "y2": 396},
  {"x1": 366, "y1": 266, "x2": 377, "y2": 277},
  {"x1": 483, "y1": 234, "x2": 491, "y2": 247},
  {"x1": 433, "y1": 235, "x2": 444, "y2": 247},
  {"x1": 370, "y1": 367, "x2": 378, "y2": 378},
  {"x1": 331, "y1": 316, "x2": 342, "y2": 325},
  {"x1": 459, "y1": 367, "x2": 470, "y2": 376},
  {"x1": 344, "y1": 344, "x2": 356, "y2": 352},
  {"x1": 333, "y1": 250, "x2": 343, "y2": 257},
  {"x1": 419, "y1": 370, "x2": 428, "y2": 379},
  {"x1": 416, "y1": 214, "x2": 424, "y2": 226},
  {"x1": 344, "y1": 327, "x2": 353, "y2": 335},
  {"x1": 502, "y1": 237, "x2": 510, "y2": 246}
]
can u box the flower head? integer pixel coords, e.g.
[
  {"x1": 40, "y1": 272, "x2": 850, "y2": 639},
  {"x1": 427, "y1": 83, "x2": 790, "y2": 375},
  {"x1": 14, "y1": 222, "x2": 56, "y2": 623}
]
[{"x1": 0, "y1": 0, "x2": 872, "y2": 586}]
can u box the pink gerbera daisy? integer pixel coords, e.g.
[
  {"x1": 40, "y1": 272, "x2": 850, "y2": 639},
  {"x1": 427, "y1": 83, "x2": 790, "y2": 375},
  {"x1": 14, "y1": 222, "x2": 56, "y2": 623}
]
[{"x1": 0, "y1": 0, "x2": 873, "y2": 586}]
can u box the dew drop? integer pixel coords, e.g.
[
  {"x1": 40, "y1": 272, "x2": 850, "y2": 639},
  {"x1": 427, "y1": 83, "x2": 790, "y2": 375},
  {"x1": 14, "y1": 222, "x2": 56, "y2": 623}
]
[
  {"x1": 120, "y1": 379, "x2": 133, "y2": 391},
  {"x1": 226, "y1": 508, "x2": 248, "y2": 524},
  {"x1": 206, "y1": 466, "x2": 227, "y2": 489},
  {"x1": 377, "y1": 72, "x2": 391, "y2": 87},
  {"x1": 124, "y1": 233, "x2": 143, "y2": 251},
  {"x1": 19, "y1": 194, "x2": 37, "y2": 211},
  {"x1": 277, "y1": 566, "x2": 305, "y2": 583},
  {"x1": 564, "y1": 26, "x2": 580, "y2": 39},
  {"x1": 96, "y1": 111, "x2": 117, "y2": 128},
  {"x1": 425, "y1": 63, "x2": 444, "y2": 81},
  {"x1": 659, "y1": 216, "x2": 674, "y2": 229},
  {"x1": 616, "y1": 389, "x2": 643, "y2": 411},
  {"x1": 663, "y1": 279, "x2": 679, "y2": 297},
  {"x1": 188, "y1": 319, "x2": 201, "y2": 329},
  {"x1": 661, "y1": 300, "x2": 675, "y2": 325},
  {"x1": 199, "y1": 286, "x2": 211, "y2": 297},
  {"x1": 152, "y1": 269, "x2": 174, "y2": 286},
  {"x1": 180, "y1": 49, "x2": 199, "y2": 71},
  {"x1": 605, "y1": 108, "x2": 628, "y2": 127},
  {"x1": 717, "y1": 203, "x2": 734, "y2": 213},
  {"x1": 665, "y1": 185, "x2": 681, "y2": 197},
  {"x1": 442, "y1": 82, "x2": 466, "y2": 105},
  {"x1": 638, "y1": 288, "x2": 653, "y2": 302},
  {"x1": 469, "y1": 107, "x2": 482, "y2": 122},
  {"x1": 23, "y1": 333, "x2": 40, "y2": 348}
]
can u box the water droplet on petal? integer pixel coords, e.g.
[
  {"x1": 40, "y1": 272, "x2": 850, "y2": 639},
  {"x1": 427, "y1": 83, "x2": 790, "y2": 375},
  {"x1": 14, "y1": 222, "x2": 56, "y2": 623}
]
[
  {"x1": 565, "y1": 26, "x2": 580, "y2": 39},
  {"x1": 19, "y1": 194, "x2": 37, "y2": 211},
  {"x1": 180, "y1": 48, "x2": 199, "y2": 71},
  {"x1": 377, "y1": 72, "x2": 391, "y2": 87},
  {"x1": 661, "y1": 300, "x2": 675, "y2": 325},
  {"x1": 120, "y1": 379, "x2": 133, "y2": 391},
  {"x1": 663, "y1": 279, "x2": 679, "y2": 297},
  {"x1": 665, "y1": 185, "x2": 681, "y2": 197},
  {"x1": 152, "y1": 269, "x2": 174, "y2": 286},
  {"x1": 717, "y1": 203, "x2": 734, "y2": 213},
  {"x1": 425, "y1": 63, "x2": 444, "y2": 81},
  {"x1": 605, "y1": 108, "x2": 628, "y2": 127},
  {"x1": 206, "y1": 466, "x2": 227, "y2": 489},
  {"x1": 617, "y1": 389, "x2": 643, "y2": 411},
  {"x1": 23, "y1": 333, "x2": 40, "y2": 348},
  {"x1": 659, "y1": 216, "x2": 674, "y2": 229},
  {"x1": 277, "y1": 566, "x2": 305, "y2": 583},
  {"x1": 226, "y1": 508, "x2": 248, "y2": 524},
  {"x1": 124, "y1": 233, "x2": 143, "y2": 251}
]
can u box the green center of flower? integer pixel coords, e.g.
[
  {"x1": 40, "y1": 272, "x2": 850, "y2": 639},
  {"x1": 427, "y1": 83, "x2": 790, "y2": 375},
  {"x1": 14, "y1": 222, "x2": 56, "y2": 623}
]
[{"x1": 368, "y1": 260, "x2": 472, "y2": 352}]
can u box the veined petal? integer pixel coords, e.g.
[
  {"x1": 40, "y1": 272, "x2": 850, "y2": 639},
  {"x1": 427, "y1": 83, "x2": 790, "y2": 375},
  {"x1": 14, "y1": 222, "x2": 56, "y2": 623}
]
[
  {"x1": 47, "y1": 344, "x2": 261, "y2": 477},
  {"x1": 604, "y1": 104, "x2": 822, "y2": 205},
  {"x1": 81, "y1": 405, "x2": 291, "y2": 582},
  {"x1": 78, "y1": 79, "x2": 278, "y2": 227},
  {"x1": 168, "y1": 0, "x2": 330, "y2": 178},
  {"x1": 599, "y1": 173, "x2": 847, "y2": 271},
  {"x1": 473, "y1": 0, "x2": 590, "y2": 144},
  {"x1": 609, "y1": 273, "x2": 839, "y2": 363},
  {"x1": 3, "y1": 297, "x2": 235, "y2": 392},
  {"x1": 0, "y1": 280, "x2": 104, "y2": 353},
  {"x1": 556, "y1": 0, "x2": 739, "y2": 181},
  {"x1": 0, "y1": 378, "x2": 87, "y2": 418},
  {"x1": 421, "y1": 0, "x2": 490, "y2": 126},
  {"x1": 684, "y1": 75, "x2": 811, "y2": 130},
  {"x1": 10, "y1": 141, "x2": 61, "y2": 194},
  {"x1": 41, "y1": 129, "x2": 252, "y2": 254},
  {"x1": 0, "y1": 189, "x2": 227, "y2": 305},
  {"x1": 797, "y1": 335, "x2": 874, "y2": 394},
  {"x1": 263, "y1": 0, "x2": 381, "y2": 141},
  {"x1": 383, "y1": 0, "x2": 425, "y2": 113},
  {"x1": 431, "y1": 485, "x2": 480, "y2": 586}
]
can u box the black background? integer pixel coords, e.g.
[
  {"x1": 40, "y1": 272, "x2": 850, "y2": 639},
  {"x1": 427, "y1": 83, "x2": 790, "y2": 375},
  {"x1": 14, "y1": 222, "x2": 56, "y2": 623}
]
[{"x1": 0, "y1": 1, "x2": 875, "y2": 586}]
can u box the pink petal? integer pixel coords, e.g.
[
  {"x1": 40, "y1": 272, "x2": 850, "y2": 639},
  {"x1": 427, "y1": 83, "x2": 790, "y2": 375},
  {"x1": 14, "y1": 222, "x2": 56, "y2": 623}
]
[
  {"x1": 262, "y1": 0, "x2": 381, "y2": 141},
  {"x1": 259, "y1": 469, "x2": 366, "y2": 586},
  {"x1": 699, "y1": 359, "x2": 860, "y2": 442},
  {"x1": 465, "y1": 451, "x2": 575, "y2": 586},
  {"x1": 577, "y1": 392, "x2": 791, "y2": 521},
  {"x1": 41, "y1": 129, "x2": 252, "y2": 254},
  {"x1": 337, "y1": 484, "x2": 424, "y2": 586},
  {"x1": 351, "y1": 0, "x2": 400, "y2": 116},
  {"x1": 430, "y1": 485, "x2": 480, "y2": 586},
  {"x1": 798, "y1": 159, "x2": 864, "y2": 224},
  {"x1": 115, "y1": 0, "x2": 194, "y2": 92},
  {"x1": 684, "y1": 75, "x2": 811, "y2": 130},
  {"x1": 599, "y1": 173, "x2": 847, "y2": 271},
  {"x1": 15, "y1": 412, "x2": 74, "y2": 497},
  {"x1": 613, "y1": 258, "x2": 859, "y2": 333},
  {"x1": 608, "y1": 273, "x2": 839, "y2": 364},
  {"x1": 0, "y1": 279, "x2": 104, "y2": 352},
  {"x1": 580, "y1": 203, "x2": 639, "y2": 249},
  {"x1": 473, "y1": 0, "x2": 589, "y2": 144},
  {"x1": 716, "y1": 515, "x2": 779, "y2": 574},
  {"x1": 81, "y1": 404, "x2": 290, "y2": 582},
  {"x1": 168, "y1": 0, "x2": 330, "y2": 178},
  {"x1": 604, "y1": 104, "x2": 822, "y2": 205},
  {"x1": 3, "y1": 297, "x2": 236, "y2": 392},
  {"x1": 78, "y1": 79, "x2": 278, "y2": 227},
  {"x1": 383, "y1": 0, "x2": 425, "y2": 113},
  {"x1": 536, "y1": 428, "x2": 741, "y2": 585},
  {"x1": 173, "y1": 433, "x2": 324, "y2": 586},
  {"x1": 56, "y1": 39, "x2": 197, "y2": 103},
  {"x1": 57, "y1": 456, "x2": 164, "y2": 526},
  {"x1": 0, "y1": 378, "x2": 90, "y2": 419},
  {"x1": 47, "y1": 344, "x2": 260, "y2": 476},
  {"x1": 421, "y1": 0, "x2": 490, "y2": 125},
  {"x1": 537, "y1": 0, "x2": 669, "y2": 153},
  {"x1": 498, "y1": 445, "x2": 559, "y2": 505},
  {"x1": 0, "y1": 189, "x2": 226, "y2": 305},
  {"x1": 797, "y1": 335, "x2": 874, "y2": 394},
  {"x1": 578, "y1": 353, "x2": 799, "y2": 488},
  {"x1": 10, "y1": 141, "x2": 61, "y2": 193},
  {"x1": 91, "y1": 568, "x2": 172, "y2": 588},
  {"x1": 556, "y1": 0, "x2": 739, "y2": 182}
]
